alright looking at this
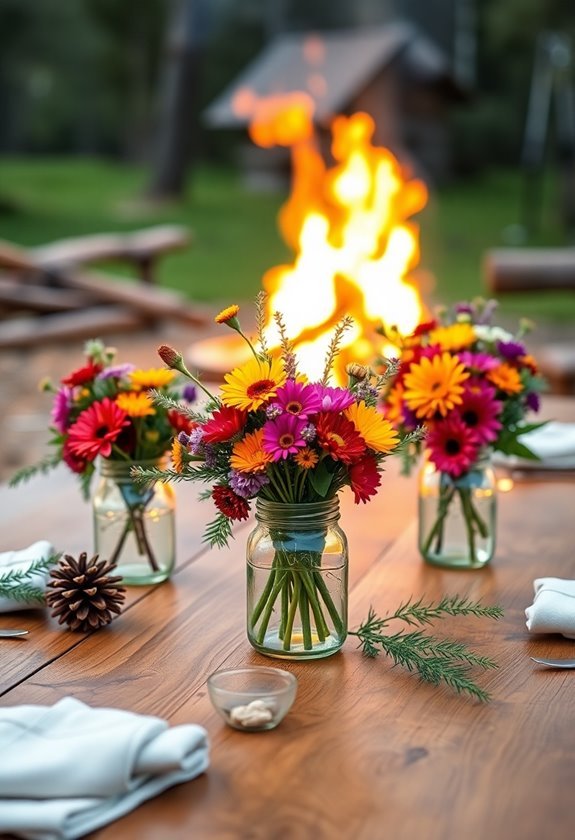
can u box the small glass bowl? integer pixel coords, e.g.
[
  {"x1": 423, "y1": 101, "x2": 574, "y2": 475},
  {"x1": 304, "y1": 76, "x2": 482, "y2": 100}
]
[{"x1": 207, "y1": 666, "x2": 297, "y2": 732}]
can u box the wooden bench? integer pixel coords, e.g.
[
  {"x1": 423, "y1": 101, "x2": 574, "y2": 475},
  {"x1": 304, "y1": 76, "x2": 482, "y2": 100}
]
[
  {"x1": 484, "y1": 247, "x2": 575, "y2": 394},
  {"x1": 0, "y1": 226, "x2": 212, "y2": 348}
]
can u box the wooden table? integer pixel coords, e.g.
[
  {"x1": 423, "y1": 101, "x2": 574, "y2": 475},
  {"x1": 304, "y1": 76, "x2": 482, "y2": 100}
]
[{"x1": 1, "y1": 398, "x2": 575, "y2": 840}]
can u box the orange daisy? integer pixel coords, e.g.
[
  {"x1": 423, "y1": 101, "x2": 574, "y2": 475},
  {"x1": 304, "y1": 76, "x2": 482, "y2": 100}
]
[
  {"x1": 116, "y1": 391, "x2": 156, "y2": 418},
  {"x1": 215, "y1": 304, "x2": 240, "y2": 325},
  {"x1": 487, "y1": 363, "x2": 523, "y2": 394},
  {"x1": 294, "y1": 447, "x2": 319, "y2": 470},
  {"x1": 403, "y1": 352, "x2": 469, "y2": 419},
  {"x1": 171, "y1": 438, "x2": 185, "y2": 473},
  {"x1": 230, "y1": 429, "x2": 272, "y2": 473}
]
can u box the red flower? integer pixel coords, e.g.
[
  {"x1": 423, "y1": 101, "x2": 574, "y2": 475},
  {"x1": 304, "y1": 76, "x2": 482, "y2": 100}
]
[
  {"x1": 67, "y1": 397, "x2": 129, "y2": 462},
  {"x1": 62, "y1": 441, "x2": 88, "y2": 474},
  {"x1": 412, "y1": 319, "x2": 437, "y2": 338},
  {"x1": 315, "y1": 412, "x2": 366, "y2": 464},
  {"x1": 349, "y1": 456, "x2": 381, "y2": 504},
  {"x1": 212, "y1": 485, "x2": 250, "y2": 521},
  {"x1": 61, "y1": 360, "x2": 102, "y2": 387},
  {"x1": 168, "y1": 410, "x2": 197, "y2": 436},
  {"x1": 202, "y1": 406, "x2": 247, "y2": 444}
]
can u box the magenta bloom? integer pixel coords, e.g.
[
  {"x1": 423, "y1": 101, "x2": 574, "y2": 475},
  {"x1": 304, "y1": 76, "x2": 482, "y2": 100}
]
[
  {"x1": 458, "y1": 351, "x2": 499, "y2": 373},
  {"x1": 455, "y1": 380, "x2": 502, "y2": 445},
  {"x1": 262, "y1": 414, "x2": 307, "y2": 461},
  {"x1": 311, "y1": 384, "x2": 355, "y2": 412},
  {"x1": 427, "y1": 416, "x2": 481, "y2": 478},
  {"x1": 51, "y1": 386, "x2": 73, "y2": 433},
  {"x1": 272, "y1": 379, "x2": 322, "y2": 418}
]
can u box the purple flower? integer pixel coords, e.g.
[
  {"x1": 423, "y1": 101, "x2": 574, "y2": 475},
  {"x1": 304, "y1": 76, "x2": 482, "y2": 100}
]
[
  {"x1": 51, "y1": 386, "x2": 73, "y2": 433},
  {"x1": 311, "y1": 384, "x2": 355, "y2": 412},
  {"x1": 178, "y1": 431, "x2": 191, "y2": 446},
  {"x1": 355, "y1": 382, "x2": 378, "y2": 402},
  {"x1": 266, "y1": 403, "x2": 283, "y2": 420},
  {"x1": 204, "y1": 445, "x2": 218, "y2": 468},
  {"x1": 301, "y1": 423, "x2": 317, "y2": 442},
  {"x1": 497, "y1": 340, "x2": 526, "y2": 360},
  {"x1": 262, "y1": 414, "x2": 307, "y2": 461},
  {"x1": 526, "y1": 392, "x2": 541, "y2": 412},
  {"x1": 476, "y1": 299, "x2": 498, "y2": 325},
  {"x1": 97, "y1": 363, "x2": 136, "y2": 380},
  {"x1": 273, "y1": 380, "x2": 322, "y2": 418},
  {"x1": 182, "y1": 384, "x2": 197, "y2": 403},
  {"x1": 188, "y1": 426, "x2": 205, "y2": 455},
  {"x1": 454, "y1": 302, "x2": 474, "y2": 316},
  {"x1": 228, "y1": 469, "x2": 269, "y2": 499}
]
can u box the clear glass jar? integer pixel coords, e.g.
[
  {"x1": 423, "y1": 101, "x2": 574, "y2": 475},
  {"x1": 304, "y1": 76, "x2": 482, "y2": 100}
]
[
  {"x1": 92, "y1": 458, "x2": 175, "y2": 585},
  {"x1": 418, "y1": 452, "x2": 497, "y2": 569},
  {"x1": 247, "y1": 498, "x2": 348, "y2": 660}
]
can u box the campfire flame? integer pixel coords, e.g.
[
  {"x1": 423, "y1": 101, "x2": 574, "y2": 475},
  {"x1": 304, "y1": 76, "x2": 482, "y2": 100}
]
[{"x1": 233, "y1": 89, "x2": 429, "y2": 381}]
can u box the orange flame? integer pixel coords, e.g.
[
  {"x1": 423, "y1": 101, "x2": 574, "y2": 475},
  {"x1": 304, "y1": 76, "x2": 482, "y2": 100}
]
[{"x1": 243, "y1": 93, "x2": 429, "y2": 380}]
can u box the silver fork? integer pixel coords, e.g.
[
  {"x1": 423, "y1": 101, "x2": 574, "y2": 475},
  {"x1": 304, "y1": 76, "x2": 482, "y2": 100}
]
[
  {"x1": 0, "y1": 629, "x2": 29, "y2": 638},
  {"x1": 531, "y1": 657, "x2": 575, "y2": 669}
]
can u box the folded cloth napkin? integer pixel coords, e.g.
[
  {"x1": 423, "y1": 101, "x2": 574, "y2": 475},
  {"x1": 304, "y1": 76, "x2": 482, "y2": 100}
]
[
  {"x1": 525, "y1": 578, "x2": 575, "y2": 639},
  {"x1": 0, "y1": 696, "x2": 209, "y2": 840},
  {"x1": 0, "y1": 541, "x2": 54, "y2": 613},
  {"x1": 517, "y1": 422, "x2": 575, "y2": 468}
]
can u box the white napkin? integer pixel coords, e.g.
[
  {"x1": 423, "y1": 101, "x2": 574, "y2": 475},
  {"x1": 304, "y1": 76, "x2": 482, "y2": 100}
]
[
  {"x1": 0, "y1": 696, "x2": 209, "y2": 840},
  {"x1": 525, "y1": 578, "x2": 575, "y2": 639},
  {"x1": 0, "y1": 541, "x2": 54, "y2": 613}
]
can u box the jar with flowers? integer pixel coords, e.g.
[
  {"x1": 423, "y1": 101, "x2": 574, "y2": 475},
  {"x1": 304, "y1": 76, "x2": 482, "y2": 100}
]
[{"x1": 379, "y1": 299, "x2": 546, "y2": 569}]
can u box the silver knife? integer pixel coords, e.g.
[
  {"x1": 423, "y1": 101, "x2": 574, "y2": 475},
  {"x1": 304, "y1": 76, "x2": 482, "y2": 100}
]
[
  {"x1": 531, "y1": 657, "x2": 575, "y2": 669},
  {"x1": 0, "y1": 629, "x2": 29, "y2": 638}
]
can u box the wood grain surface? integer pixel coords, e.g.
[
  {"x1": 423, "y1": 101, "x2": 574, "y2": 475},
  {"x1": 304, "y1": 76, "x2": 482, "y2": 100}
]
[{"x1": 1, "y1": 399, "x2": 574, "y2": 840}]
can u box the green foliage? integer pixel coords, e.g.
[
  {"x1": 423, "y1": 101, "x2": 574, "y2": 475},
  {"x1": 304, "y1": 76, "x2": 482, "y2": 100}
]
[
  {"x1": 9, "y1": 455, "x2": 61, "y2": 489},
  {"x1": 204, "y1": 513, "x2": 234, "y2": 549},
  {"x1": 0, "y1": 554, "x2": 60, "y2": 604},
  {"x1": 350, "y1": 597, "x2": 503, "y2": 703}
]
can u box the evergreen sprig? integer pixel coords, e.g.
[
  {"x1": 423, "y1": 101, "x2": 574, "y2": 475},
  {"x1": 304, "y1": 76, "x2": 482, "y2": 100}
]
[
  {"x1": 148, "y1": 390, "x2": 205, "y2": 422},
  {"x1": 350, "y1": 598, "x2": 503, "y2": 702},
  {"x1": 0, "y1": 554, "x2": 60, "y2": 604},
  {"x1": 9, "y1": 455, "x2": 61, "y2": 489},
  {"x1": 204, "y1": 512, "x2": 234, "y2": 548}
]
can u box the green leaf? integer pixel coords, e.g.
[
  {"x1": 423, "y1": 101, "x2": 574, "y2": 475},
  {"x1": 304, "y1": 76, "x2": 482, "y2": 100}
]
[{"x1": 308, "y1": 459, "x2": 333, "y2": 498}]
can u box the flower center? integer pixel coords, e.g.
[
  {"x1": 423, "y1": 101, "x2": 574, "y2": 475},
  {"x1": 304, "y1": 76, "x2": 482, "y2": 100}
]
[
  {"x1": 445, "y1": 438, "x2": 461, "y2": 455},
  {"x1": 247, "y1": 379, "x2": 275, "y2": 399},
  {"x1": 286, "y1": 400, "x2": 303, "y2": 414},
  {"x1": 95, "y1": 425, "x2": 109, "y2": 439},
  {"x1": 279, "y1": 433, "x2": 295, "y2": 448},
  {"x1": 328, "y1": 432, "x2": 345, "y2": 448},
  {"x1": 430, "y1": 381, "x2": 442, "y2": 392},
  {"x1": 462, "y1": 410, "x2": 479, "y2": 427}
]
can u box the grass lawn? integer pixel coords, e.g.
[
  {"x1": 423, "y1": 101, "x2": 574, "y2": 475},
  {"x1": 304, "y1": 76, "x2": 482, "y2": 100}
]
[{"x1": 0, "y1": 157, "x2": 574, "y2": 323}]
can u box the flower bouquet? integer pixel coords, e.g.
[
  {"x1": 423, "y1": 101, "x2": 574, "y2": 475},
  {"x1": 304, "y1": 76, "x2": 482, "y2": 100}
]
[
  {"x1": 137, "y1": 296, "x2": 415, "y2": 658},
  {"x1": 379, "y1": 298, "x2": 546, "y2": 568},
  {"x1": 11, "y1": 340, "x2": 196, "y2": 583}
]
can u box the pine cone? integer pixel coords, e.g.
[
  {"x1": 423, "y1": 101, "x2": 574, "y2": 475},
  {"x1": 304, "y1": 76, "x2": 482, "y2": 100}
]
[{"x1": 46, "y1": 552, "x2": 126, "y2": 632}]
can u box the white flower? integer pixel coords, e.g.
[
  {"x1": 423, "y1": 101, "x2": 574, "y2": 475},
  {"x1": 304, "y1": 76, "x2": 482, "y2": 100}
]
[{"x1": 473, "y1": 325, "x2": 514, "y2": 344}]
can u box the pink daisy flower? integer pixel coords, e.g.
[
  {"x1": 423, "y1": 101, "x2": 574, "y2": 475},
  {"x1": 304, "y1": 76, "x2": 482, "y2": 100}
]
[
  {"x1": 311, "y1": 385, "x2": 355, "y2": 412},
  {"x1": 455, "y1": 380, "x2": 502, "y2": 445},
  {"x1": 458, "y1": 351, "x2": 499, "y2": 373},
  {"x1": 51, "y1": 386, "x2": 73, "y2": 433},
  {"x1": 271, "y1": 379, "x2": 322, "y2": 418},
  {"x1": 426, "y1": 416, "x2": 481, "y2": 478},
  {"x1": 262, "y1": 414, "x2": 307, "y2": 461}
]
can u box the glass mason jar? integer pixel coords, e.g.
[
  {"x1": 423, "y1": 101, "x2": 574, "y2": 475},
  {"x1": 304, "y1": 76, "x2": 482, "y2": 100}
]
[
  {"x1": 247, "y1": 498, "x2": 348, "y2": 660},
  {"x1": 418, "y1": 452, "x2": 497, "y2": 569},
  {"x1": 92, "y1": 458, "x2": 176, "y2": 585}
]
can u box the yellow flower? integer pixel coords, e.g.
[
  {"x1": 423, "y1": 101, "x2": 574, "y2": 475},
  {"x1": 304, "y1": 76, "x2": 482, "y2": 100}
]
[
  {"x1": 428, "y1": 323, "x2": 476, "y2": 351},
  {"x1": 171, "y1": 438, "x2": 184, "y2": 473},
  {"x1": 215, "y1": 304, "x2": 240, "y2": 324},
  {"x1": 129, "y1": 368, "x2": 176, "y2": 390},
  {"x1": 294, "y1": 447, "x2": 319, "y2": 469},
  {"x1": 345, "y1": 401, "x2": 400, "y2": 453},
  {"x1": 116, "y1": 391, "x2": 156, "y2": 418},
  {"x1": 221, "y1": 356, "x2": 286, "y2": 412},
  {"x1": 230, "y1": 429, "x2": 271, "y2": 473},
  {"x1": 403, "y1": 352, "x2": 469, "y2": 419},
  {"x1": 487, "y1": 363, "x2": 523, "y2": 394}
]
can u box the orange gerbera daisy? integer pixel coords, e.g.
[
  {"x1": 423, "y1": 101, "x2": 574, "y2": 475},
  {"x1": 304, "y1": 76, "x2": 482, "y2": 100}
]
[
  {"x1": 116, "y1": 391, "x2": 156, "y2": 417},
  {"x1": 518, "y1": 354, "x2": 538, "y2": 375},
  {"x1": 403, "y1": 352, "x2": 469, "y2": 419},
  {"x1": 129, "y1": 368, "x2": 176, "y2": 390},
  {"x1": 230, "y1": 429, "x2": 272, "y2": 473},
  {"x1": 221, "y1": 356, "x2": 286, "y2": 412},
  {"x1": 428, "y1": 323, "x2": 476, "y2": 351},
  {"x1": 294, "y1": 447, "x2": 319, "y2": 470},
  {"x1": 383, "y1": 383, "x2": 405, "y2": 425},
  {"x1": 345, "y1": 401, "x2": 399, "y2": 453},
  {"x1": 171, "y1": 438, "x2": 185, "y2": 473},
  {"x1": 487, "y1": 363, "x2": 523, "y2": 394}
]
